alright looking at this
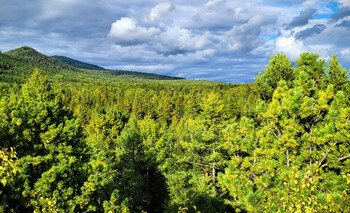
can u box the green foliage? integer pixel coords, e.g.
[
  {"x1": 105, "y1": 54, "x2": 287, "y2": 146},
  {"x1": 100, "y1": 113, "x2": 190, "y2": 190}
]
[
  {"x1": 219, "y1": 52, "x2": 350, "y2": 212},
  {"x1": 21, "y1": 68, "x2": 54, "y2": 102},
  {"x1": 328, "y1": 55, "x2": 348, "y2": 91},
  {"x1": 0, "y1": 70, "x2": 89, "y2": 212},
  {"x1": 1, "y1": 48, "x2": 349, "y2": 212},
  {"x1": 0, "y1": 148, "x2": 19, "y2": 187},
  {"x1": 255, "y1": 53, "x2": 294, "y2": 100},
  {"x1": 85, "y1": 107, "x2": 128, "y2": 152},
  {"x1": 5, "y1": 47, "x2": 79, "y2": 73},
  {"x1": 296, "y1": 52, "x2": 327, "y2": 90}
]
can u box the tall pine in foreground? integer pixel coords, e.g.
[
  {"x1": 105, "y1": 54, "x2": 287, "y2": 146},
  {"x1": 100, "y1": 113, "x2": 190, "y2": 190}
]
[
  {"x1": 219, "y1": 53, "x2": 350, "y2": 212},
  {"x1": 255, "y1": 53, "x2": 294, "y2": 101},
  {"x1": 0, "y1": 69, "x2": 91, "y2": 212}
]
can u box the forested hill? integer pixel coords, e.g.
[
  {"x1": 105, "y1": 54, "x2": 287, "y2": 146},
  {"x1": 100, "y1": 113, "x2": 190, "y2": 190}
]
[
  {"x1": 52, "y1": 55, "x2": 184, "y2": 80},
  {"x1": 5, "y1": 46, "x2": 79, "y2": 72},
  {"x1": 52, "y1": 55, "x2": 105, "y2": 70},
  {"x1": 106, "y1": 69, "x2": 184, "y2": 80},
  {"x1": 1, "y1": 46, "x2": 184, "y2": 83}
]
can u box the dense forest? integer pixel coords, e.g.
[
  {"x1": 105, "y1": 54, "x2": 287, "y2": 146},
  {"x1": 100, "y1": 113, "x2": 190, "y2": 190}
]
[{"x1": 0, "y1": 47, "x2": 350, "y2": 212}]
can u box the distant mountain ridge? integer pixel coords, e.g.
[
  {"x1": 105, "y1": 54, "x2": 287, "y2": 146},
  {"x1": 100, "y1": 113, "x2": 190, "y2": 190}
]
[
  {"x1": 52, "y1": 52, "x2": 183, "y2": 80},
  {"x1": 5, "y1": 46, "x2": 79, "y2": 72},
  {"x1": 3, "y1": 46, "x2": 183, "y2": 80},
  {"x1": 52, "y1": 55, "x2": 105, "y2": 70}
]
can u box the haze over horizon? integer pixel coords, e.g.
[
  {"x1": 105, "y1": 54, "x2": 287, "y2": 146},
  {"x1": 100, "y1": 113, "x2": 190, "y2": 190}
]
[{"x1": 1, "y1": 0, "x2": 350, "y2": 83}]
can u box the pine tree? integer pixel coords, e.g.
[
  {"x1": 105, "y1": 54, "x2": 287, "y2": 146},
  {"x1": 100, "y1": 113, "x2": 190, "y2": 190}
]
[
  {"x1": 328, "y1": 55, "x2": 348, "y2": 91},
  {"x1": 0, "y1": 70, "x2": 88, "y2": 212},
  {"x1": 219, "y1": 52, "x2": 350, "y2": 212},
  {"x1": 255, "y1": 53, "x2": 294, "y2": 100}
]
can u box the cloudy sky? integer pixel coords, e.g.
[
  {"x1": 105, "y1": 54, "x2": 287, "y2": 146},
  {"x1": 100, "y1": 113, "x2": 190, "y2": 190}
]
[{"x1": 1, "y1": 0, "x2": 350, "y2": 82}]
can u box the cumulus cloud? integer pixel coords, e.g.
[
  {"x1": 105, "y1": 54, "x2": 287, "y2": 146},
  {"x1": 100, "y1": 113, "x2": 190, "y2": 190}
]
[
  {"x1": 267, "y1": 0, "x2": 305, "y2": 5},
  {"x1": 295, "y1": 24, "x2": 326, "y2": 40},
  {"x1": 301, "y1": 0, "x2": 322, "y2": 8},
  {"x1": 204, "y1": 0, "x2": 226, "y2": 9},
  {"x1": 2, "y1": 0, "x2": 350, "y2": 83},
  {"x1": 336, "y1": 20, "x2": 350, "y2": 27},
  {"x1": 168, "y1": 48, "x2": 215, "y2": 63},
  {"x1": 274, "y1": 36, "x2": 306, "y2": 60},
  {"x1": 224, "y1": 15, "x2": 275, "y2": 53},
  {"x1": 149, "y1": 2, "x2": 175, "y2": 21},
  {"x1": 339, "y1": 0, "x2": 350, "y2": 8},
  {"x1": 118, "y1": 64, "x2": 175, "y2": 74},
  {"x1": 108, "y1": 17, "x2": 211, "y2": 56},
  {"x1": 108, "y1": 17, "x2": 160, "y2": 46},
  {"x1": 188, "y1": 0, "x2": 235, "y2": 31},
  {"x1": 154, "y1": 27, "x2": 211, "y2": 55},
  {"x1": 287, "y1": 8, "x2": 317, "y2": 29},
  {"x1": 341, "y1": 48, "x2": 350, "y2": 58},
  {"x1": 330, "y1": 8, "x2": 350, "y2": 21}
]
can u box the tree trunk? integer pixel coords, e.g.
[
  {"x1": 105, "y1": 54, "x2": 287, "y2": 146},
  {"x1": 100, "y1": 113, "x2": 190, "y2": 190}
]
[
  {"x1": 212, "y1": 147, "x2": 216, "y2": 185},
  {"x1": 309, "y1": 143, "x2": 312, "y2": 166}
]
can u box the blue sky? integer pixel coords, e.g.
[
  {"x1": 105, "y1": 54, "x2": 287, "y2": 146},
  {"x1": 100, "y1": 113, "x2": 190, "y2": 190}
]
[{"x1": 1, "y1": 0, "x2": 350, "y2": 83}]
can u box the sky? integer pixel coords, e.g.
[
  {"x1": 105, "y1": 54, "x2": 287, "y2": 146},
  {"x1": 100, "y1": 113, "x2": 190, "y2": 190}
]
[{"x1": 1, "y1": 0, "x2": 350, "y2": 83}]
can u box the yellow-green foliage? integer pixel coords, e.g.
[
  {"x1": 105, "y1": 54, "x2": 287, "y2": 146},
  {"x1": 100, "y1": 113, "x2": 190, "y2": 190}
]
[{"x1": 0, "y1": 51, "x2": 349, "y2": 212}]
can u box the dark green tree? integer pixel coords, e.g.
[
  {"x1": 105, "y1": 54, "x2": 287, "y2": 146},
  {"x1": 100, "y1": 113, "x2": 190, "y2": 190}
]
[{"x1": 255, "y1": 53, "x2": 294, "y2": 100}]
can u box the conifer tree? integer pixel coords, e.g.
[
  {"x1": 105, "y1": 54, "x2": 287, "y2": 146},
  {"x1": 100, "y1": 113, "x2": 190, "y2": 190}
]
[
  {"x1": 219, "y1": 52, "x2": 350, "y2": 212},
  {"x1": 328, "y1": 55, "x2": 348, "y2": 91},
  {"x1": 0, "y1": 70, "x2": 88, "y2": 212},
  {"x1": 255, "y1": 53, "x2": 294, "y2": 100},
  {"x1": 21, "y1": 68, "x2": 54, "y2": 102}
]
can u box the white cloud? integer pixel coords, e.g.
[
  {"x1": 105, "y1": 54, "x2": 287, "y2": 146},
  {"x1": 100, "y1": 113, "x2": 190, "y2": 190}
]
[
  {"x1": 117, "y1": 64, "x2": 175, "y2": 74},
  {"x1": 301, "y1": 0, "x2": 321, "y2": 8},
  {"x1": 233, "y1": 3, "x2": 254, "y2": 20},
  {"x1": 308, "y1": 44, "x2": 333, "y2": 60},
  {"x1": 153, "y1": 27, "x2": 211, "y2": 55},
  {"x1": 224, "y1": 15, "x2": 275, "y2": 53},
  {"x1": 39, "y1": 0, "x2": 84, "y2": 20},
  {"x1": 204, "y1": 0, "x2": 226, "y2": 10},
  {"x1": 187, "y1": 1, "x2": 280, "y2": 31},
  {"x1": 168, "y1": 49, "x2": 215, "y2": 62},
  {"x1": 274, "y1": 36, "x2": 306, "y2": 60},
  {"x1": 108, "y1": 17, "x2": 160, "y2": 46},
  {"x1": 149, "y1": 2, "x2": 175, "y2": 21},
  {"x1": 339, "y1": 0, "x2": 350, "y2": 8},
  {"x1": 108, "y1": 15, "x2": 212, "y2": 56},
  {"x1": 2, "y1": 0, "x2": 350, "y2": 83},
  {"x1": 341, "y1": 48, "x2": 350, "y2": 59}
]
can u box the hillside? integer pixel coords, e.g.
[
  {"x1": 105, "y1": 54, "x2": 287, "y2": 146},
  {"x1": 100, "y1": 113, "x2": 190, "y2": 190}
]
[
  {"x1": 0, "y1": 46, "x2": 185, "y2": 83},
  {"x1": 52, "y1": 55, "x2": 105, "y2": 70},
  {"x1": 52, "y1": 55, "x2": 184, "y2": 80},
  {"x1": 52, "y1": 55, "x2": 183, "y2": 80},
  {"x1": 106, "y1": 69, "x2": 184, "y2": 80},
  {"x1": 5, "y1": 46, "x2": 79, "y2": 72}
]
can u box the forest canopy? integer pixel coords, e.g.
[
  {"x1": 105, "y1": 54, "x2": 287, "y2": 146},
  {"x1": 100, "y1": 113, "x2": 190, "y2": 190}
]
[{"x1": 0, "y1": 49, "x2": 350, "y2": 212}]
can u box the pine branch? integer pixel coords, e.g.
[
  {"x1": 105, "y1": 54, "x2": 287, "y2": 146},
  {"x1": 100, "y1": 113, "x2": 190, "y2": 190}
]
[
  {"x1": 338, "y1": 154, "x2": 350, "y2": 161},
  {"x1": 319, "y1": 141, "x2": 339, "y2": 167},
  {"x1": 320, "y1": 151, "x2": 349, "y2": 169}
]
